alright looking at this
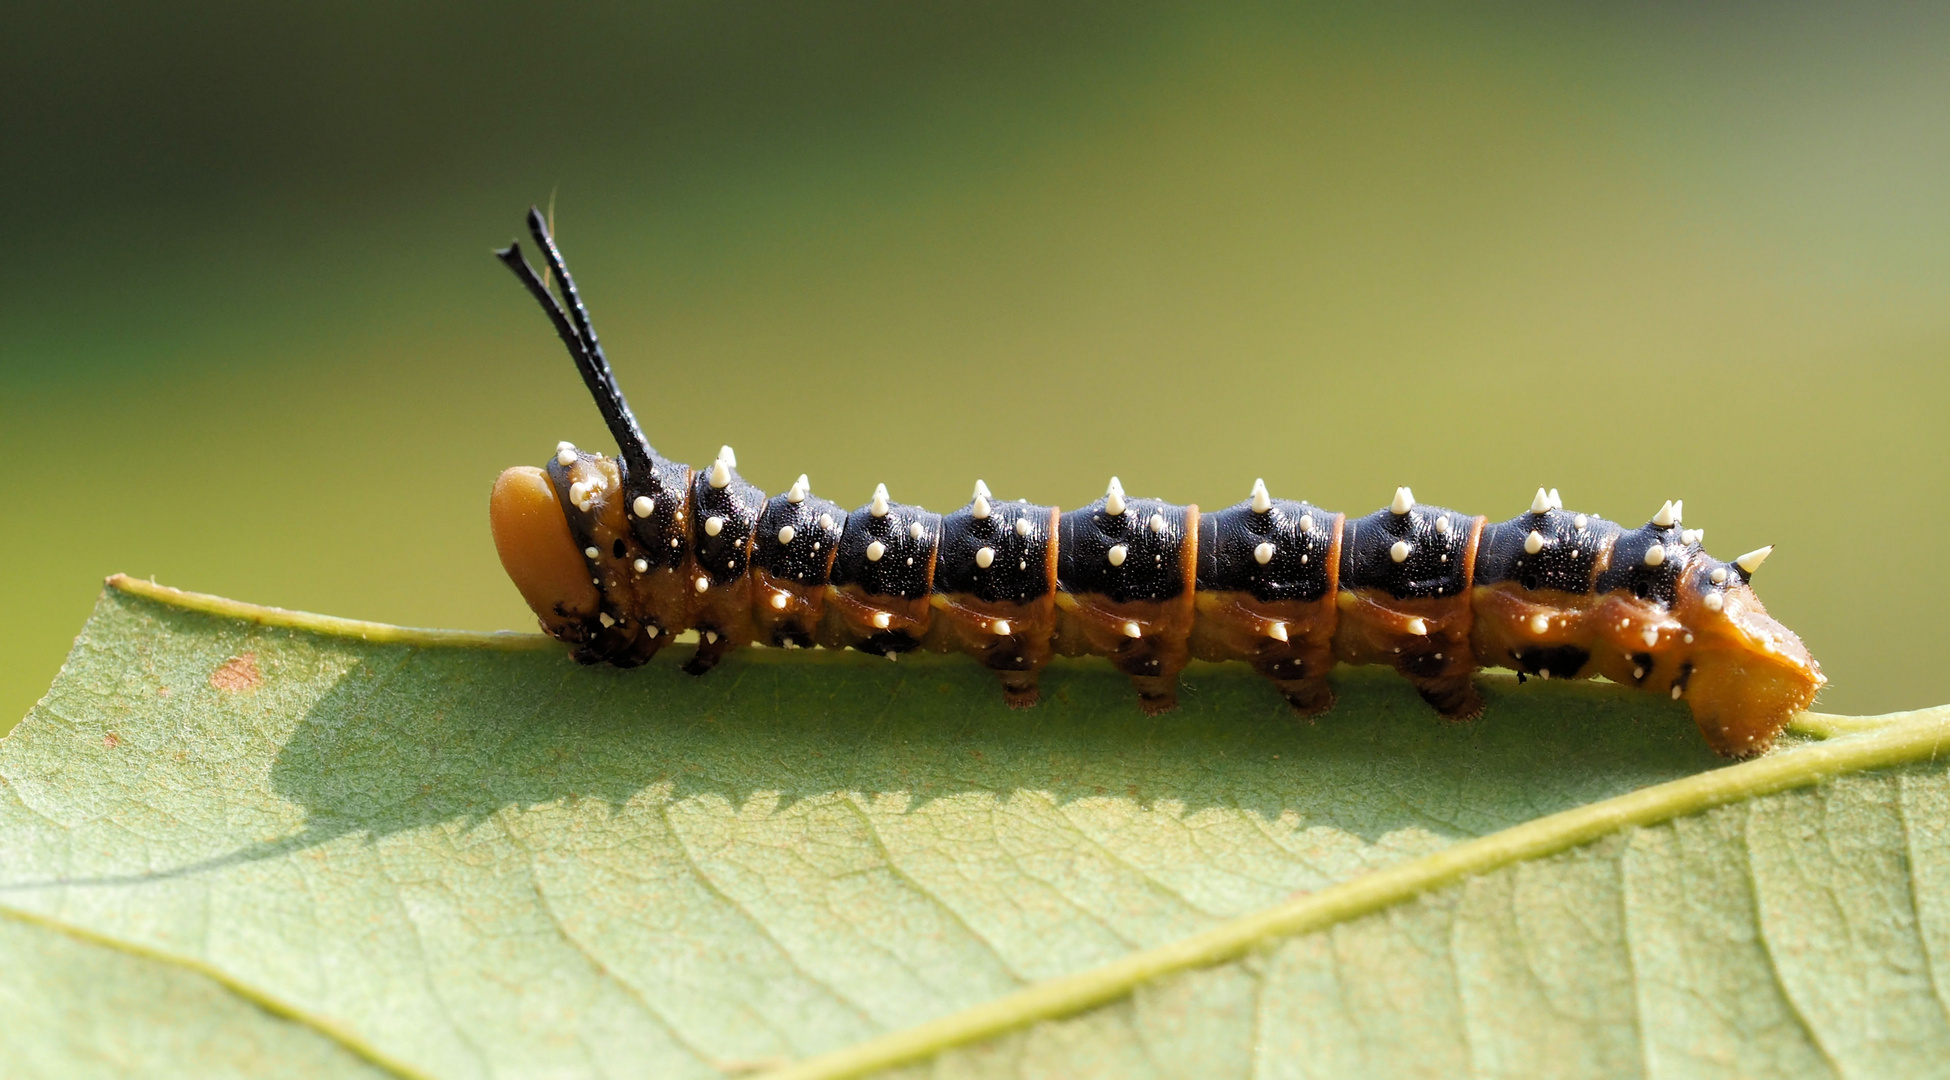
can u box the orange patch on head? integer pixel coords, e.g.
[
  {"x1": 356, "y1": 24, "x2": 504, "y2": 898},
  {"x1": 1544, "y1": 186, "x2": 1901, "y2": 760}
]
[
  {"x1": 210, "y1": 653, "x2": 261, "y2": 693},
  {"x1": 490, "y1": 465, "x2": 600, "y2": 629}
]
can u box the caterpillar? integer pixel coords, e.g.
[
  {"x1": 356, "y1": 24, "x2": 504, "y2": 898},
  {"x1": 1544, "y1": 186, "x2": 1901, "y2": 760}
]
[{"x1": 487, "y1": 208, "x2": 1823, "y2": 758}]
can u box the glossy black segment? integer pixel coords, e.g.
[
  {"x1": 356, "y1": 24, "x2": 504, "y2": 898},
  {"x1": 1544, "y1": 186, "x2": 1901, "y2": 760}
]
[
  {"x1": 688, "y1": 465, "x2": 766, "y2": 584},
  {"x1": 1512, "y1": 645, "x2": 1591, "y2": 679},
  {"x1": 1475, "y1": 510, "x2": 1620, "y2": 594},
  {"x1": 1339, "y1": 503, "x2": 1475, "y2": 599},
  {"x1": 544, "y1": 451, "x2": 608, "y2": 576},
  {"x1": 1196, "y1": 498, "x2": 1335, "y2": 602},
  {"x1": 1594, "y1": 521, "x2": 1688, "y2": 605},
  {"x1": 543, "y1": 450, "x2": 645, "y2": 662},
  {"x1": 832, "y1": 499, "x2": 942, "y2": 600},
  {"x1": 753, "y1": 493, "x2": 846, "y2": 585},
  {"x1": 1058, "y1": 497, "x2": 1192, "y2": 603},
  {"x1": 936, "y1": 500, "x2": 1054, "y2": 603},
  {"x1": 620, "y1": 457, "x2": 693, "y2": 570},
  {"x1": 1691, "y1": 560, "x2": 1746, "y2": 596}
]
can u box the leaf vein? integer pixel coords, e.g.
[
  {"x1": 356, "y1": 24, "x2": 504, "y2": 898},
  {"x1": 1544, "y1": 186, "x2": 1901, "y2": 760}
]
[
  {"x1": 657, "y1": 800, "x2": 881, "y2": 1045},
  {"x1": 0, "y1": 899, "x2": 437, "y2": 1080}
]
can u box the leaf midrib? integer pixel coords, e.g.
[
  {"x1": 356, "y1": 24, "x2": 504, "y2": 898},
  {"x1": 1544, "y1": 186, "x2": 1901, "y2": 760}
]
[{"x1": 758, "y1": 706, "x2": 1950, "y2": 1080}]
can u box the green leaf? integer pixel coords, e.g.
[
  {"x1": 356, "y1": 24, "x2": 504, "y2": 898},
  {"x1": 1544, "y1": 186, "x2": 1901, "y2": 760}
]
[
  {"x1": 2, "y1": 578, "x2": 1944, "y2": 1078},
  {"x1": 0, "y1": 909, "x2": 401, "y2": 1079}
]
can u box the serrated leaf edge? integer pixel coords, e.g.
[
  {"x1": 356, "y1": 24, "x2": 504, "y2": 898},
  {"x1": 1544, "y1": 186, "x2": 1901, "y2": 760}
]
[{"x1": 759, "y1": 704, "x2": 1950, "y2": 1080}]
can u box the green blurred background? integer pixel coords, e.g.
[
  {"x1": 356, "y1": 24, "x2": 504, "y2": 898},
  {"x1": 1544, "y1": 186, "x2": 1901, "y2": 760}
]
[{"x1": 4, "y1": 2, "x2": 1947, "y2": 729}]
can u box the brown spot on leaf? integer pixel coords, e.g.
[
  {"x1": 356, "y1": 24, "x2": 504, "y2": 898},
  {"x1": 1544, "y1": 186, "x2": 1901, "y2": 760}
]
[
  {"x1": 102, "y1": 732, "x2": 120, "y2": 749},
  {"x1": 209, "y1": 653, "x2": 262, "y2": 694}
]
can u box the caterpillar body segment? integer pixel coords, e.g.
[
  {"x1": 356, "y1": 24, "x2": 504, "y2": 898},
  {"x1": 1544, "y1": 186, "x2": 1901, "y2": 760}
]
[
  {"x1": 1190, "y1": 493, "x2": 1344, "y2": 717},
  {"x1": 1053, "y1": 489, "x2": 1199, "y2": 715},
  {"x1": 750, "y1": 477, "x2": 846, "y2": 650},
  {"x1": 924, "y1": 492, "x2": 1060, "y2": 708},
  {"x1": 487, "y1": 209, "x2": 1824, "y2": 757},
  {"x1": 1333, "y1": 496, "x2": 1487, "y2": 721}
]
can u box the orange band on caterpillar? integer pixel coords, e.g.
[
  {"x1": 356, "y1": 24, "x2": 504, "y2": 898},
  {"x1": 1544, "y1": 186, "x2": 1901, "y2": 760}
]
[{"x1": 488, "y1": 209, "x2": 1822, "y2": 757}]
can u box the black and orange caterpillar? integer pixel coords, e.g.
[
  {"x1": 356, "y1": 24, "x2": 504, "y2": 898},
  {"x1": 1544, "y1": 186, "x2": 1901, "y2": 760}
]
[{"x1": 487, "y1": 209, "x2": 1822, "y2": 757}]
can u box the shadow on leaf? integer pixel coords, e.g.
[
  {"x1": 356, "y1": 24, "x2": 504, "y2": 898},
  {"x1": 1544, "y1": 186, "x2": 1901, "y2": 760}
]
[
  {"x1": 257, "y1": 642, "x2": 1721, "y2": 856},
  {"x1": 8, "y1": 593, "x2": 1726, "y2": 889}
]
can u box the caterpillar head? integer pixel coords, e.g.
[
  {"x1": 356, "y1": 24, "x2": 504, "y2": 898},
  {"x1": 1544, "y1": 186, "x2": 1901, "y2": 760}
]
[
  {"x1": 1679, "y1": 546, "x2": 1825, "y2": 756},
  {"x1": 490, "y1": 464, "x2": 601, "y2": 636},
  {"x1": 488, "y1": 208, "x2": 669, "y2": 645}
]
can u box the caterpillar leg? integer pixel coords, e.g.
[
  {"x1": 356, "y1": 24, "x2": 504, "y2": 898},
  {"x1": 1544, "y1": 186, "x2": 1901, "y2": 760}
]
[
  {"x1": 1190, "y1": 591, "x2": 1339, "y2": 719},
  {"x1": 1253, "y1": 656, "x2": 1337, "y2": 717},
  {"x1": 1052, "y1": 593, "x2": 1193, "y2": 714},
  {"x1": 818, "y1": 583, "x2": 931, "y2": 657},
  {"x1": 1126, "y1": 662, "x2": 1183, "y2": 715},
  {"x1": 1332, "y1": 588, "x2": 1482, "y2": 721},
  {"x1": 751, "y1": 569, "x2": 827, "y2": 650},
  {"x1": 922, "y1": 593, "x2": 1055, "y2": 709},
  {"x1": 682, "y1": 629, "x2": 733, "y2": 675},
  {"x1": 1408, "y1": 672, "x2": 1484, "y2": 720},
  {"x1": 683, "y1": 576, "x2": 756, "y2": 674},
  {"x1": 997, "y1": 673, "x2": 1041, "y2": 709}
]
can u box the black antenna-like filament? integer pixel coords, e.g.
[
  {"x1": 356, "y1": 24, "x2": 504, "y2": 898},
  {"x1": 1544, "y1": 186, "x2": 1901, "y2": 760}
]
[{"x1": 496, "y1": 208, "x2": 656, "y2": 479}]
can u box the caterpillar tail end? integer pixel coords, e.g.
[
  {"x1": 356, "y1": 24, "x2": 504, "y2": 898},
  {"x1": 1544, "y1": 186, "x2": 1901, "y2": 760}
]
[
  {"x1": 1676, "y1": 584, "x2": 1825, "y2": 757},
  {"x1": 1684, "y1": 643, "x2": 1824, "y2": 759}
]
